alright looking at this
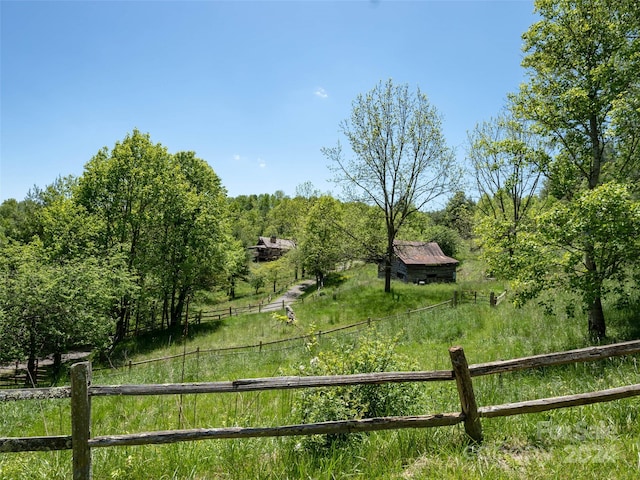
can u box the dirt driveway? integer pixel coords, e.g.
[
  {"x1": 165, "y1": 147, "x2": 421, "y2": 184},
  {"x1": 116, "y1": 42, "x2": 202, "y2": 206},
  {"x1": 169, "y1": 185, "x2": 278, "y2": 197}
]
[{"x1": 259, "y1": 279, "x2": 315, "y2": 313}]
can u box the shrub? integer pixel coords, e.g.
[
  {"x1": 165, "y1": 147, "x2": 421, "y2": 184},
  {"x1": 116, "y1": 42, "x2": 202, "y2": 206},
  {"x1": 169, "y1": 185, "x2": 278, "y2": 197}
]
[
  {"x1": 425, "y1": 225, "x2": 461, "y2": 257},
  {"x1": 291, "y1": 333, "x2": 425, "y2": 454}
]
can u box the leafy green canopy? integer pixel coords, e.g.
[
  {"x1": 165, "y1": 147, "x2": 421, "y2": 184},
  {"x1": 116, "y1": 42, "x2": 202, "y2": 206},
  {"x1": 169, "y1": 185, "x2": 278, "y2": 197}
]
[
  {"x1": 513, "y1": 0, "x2": 640, "y2": 337},
  {"x1": 75, "y1": 130, "x2": 240, "y2": 338},
  {"x1": 0, "y1": 241, "x2": 133, "y2": 365},
  {"x1": 514, "y1": 183, "x2": 640, "y2": 311},
  {"x1": 323, "y1": 79, "x2": 460, "y2": 292}
]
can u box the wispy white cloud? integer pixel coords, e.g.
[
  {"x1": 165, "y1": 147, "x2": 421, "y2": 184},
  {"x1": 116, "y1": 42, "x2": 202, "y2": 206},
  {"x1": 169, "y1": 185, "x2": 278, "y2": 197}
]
[
  {"x1": 233, "y1": 153, "x2": 266, "y2": 169},
  {"x1": 314, "y1": 87, "x2": 328, "y2": 99}
]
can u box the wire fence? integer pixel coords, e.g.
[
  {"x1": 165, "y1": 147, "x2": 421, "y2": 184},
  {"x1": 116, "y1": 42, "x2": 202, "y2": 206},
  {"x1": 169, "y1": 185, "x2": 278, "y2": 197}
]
[
  {"x1": 0, "y1": 289, "x2": 504, "y2": 384},
  {"x1": 95, "y1": 290, "x2": 501, "y2": 374}
]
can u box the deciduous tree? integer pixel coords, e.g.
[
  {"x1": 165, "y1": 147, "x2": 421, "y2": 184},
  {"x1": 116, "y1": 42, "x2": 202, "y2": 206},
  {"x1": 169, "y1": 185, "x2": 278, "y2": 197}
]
[
  {"x1": 0, "y1": 241, "x2": 133, "y2": 382},
  {"x1": 300, "y1": 196, "x2": 346, "y2": 288},
  {"x1": 323, "y1": 79, "x2": 460, "y2": 292},
  {"x1": 467, "y1": 112, "x2": 546, "y2": 278},
  {"x1": 76, "y1": 130, "x2": 236, "y2": 339},
  {"x1": 514, "y1": 0, "x2": 640, "y2": 337}
]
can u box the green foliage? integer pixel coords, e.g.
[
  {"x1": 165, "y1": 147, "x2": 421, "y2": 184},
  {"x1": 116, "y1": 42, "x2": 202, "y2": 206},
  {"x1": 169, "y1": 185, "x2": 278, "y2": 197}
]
[
  {"x1": 522, "y1": 183, "x2": 640, "y2": 300},
  {"x1": 0, "y1": 197, "x2": 41, "y2": 245},
  {"x1": 227, "y1": 192, "x2": 293, "y2": 247},
  {"x1": 300, "y1": 196, "x2": 346, "y2": 285},
  {"x1": 473, "y1": 205, "x2": 543, "y2": 280},
  {"x1": 512, "y1": 0, "x2": 640, "y2": 335},
  {"x1": 0, "y1": 241, "x2": 134, "y2": 364},
  {"x1": 438, "y1": 191, "x2": 476, "y2": 239},
  {"x1": 265, "y1": 196, "x2": 310, "y2": 241},
  {"x1": 423, "y1": 225, "x2": 461, "y2": 258},
  {"x1": 323, "y1": 79, "x2": 460, "y2": 292},
  {"x1": 261, "y1": 257, "x2": 291, "y2": 293},
  {"x1": 340, "y1": 201, "x2": 386, "y2": 262},
  {"x1": 512, "y1": 183, "x2": 640, "y2": 330},
  {"x1": 291, "y1": 334, "x2": 425, "y2": 454},
  {"x1": 467, "y1": 111, "x2": 545, "y2": 279},
  {"x1": 247, "y1": 270, "x2": 266, "y2": 294},
  {"x1": 518, "y1": 0, "x2": 640, "y2": 172},
  {"x1": 75, "y1": 130, "x2": 238, "y2": 336},
  {"x1": 222, "y1": 239, "x2": 250, "y2": 299}
]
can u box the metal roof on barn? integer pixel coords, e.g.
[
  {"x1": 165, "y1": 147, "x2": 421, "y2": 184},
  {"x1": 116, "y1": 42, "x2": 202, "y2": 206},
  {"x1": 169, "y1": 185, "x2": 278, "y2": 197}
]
[
  {"x1": 393, "y1": 241, "x2": 459, "y2": 266},
  {"x1": 256, "y1": 236, "x2": 296, "y2": 250}
]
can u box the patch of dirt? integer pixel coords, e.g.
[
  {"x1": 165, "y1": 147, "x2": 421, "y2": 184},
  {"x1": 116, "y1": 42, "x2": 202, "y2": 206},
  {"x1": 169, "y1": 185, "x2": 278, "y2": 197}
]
[
  {"x1": 259, "y1": 279, "x2": 316, "y2": 312},
  {"x1": 0, "y1": 350, "x2": 92, "y2": 375}
]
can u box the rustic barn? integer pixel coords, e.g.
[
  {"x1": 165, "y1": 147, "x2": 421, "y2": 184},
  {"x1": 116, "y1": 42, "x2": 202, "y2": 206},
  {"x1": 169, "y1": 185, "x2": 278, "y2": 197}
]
[
  {"x1": 379, "y1": 240, "x2": 459, "y2": 283},
  {"x1": 249, "y1": 236, "x2": 296, "y2": 262}
]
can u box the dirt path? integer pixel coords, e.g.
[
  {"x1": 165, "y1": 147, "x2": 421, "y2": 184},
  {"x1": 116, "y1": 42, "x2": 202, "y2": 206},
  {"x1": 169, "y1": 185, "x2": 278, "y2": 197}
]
[
  {"x1": 0, "y1": 350, "x2": 92, "y2": 376},
  {"x1": 259, "y1": 279, "x2": 316, "y2": 313}
]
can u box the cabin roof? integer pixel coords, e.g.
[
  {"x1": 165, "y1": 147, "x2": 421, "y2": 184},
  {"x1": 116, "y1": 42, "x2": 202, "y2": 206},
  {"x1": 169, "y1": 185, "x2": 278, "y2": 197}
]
[
  {"x1": 255, "y1": 236, "x2": 296, "y2": 250},
  {"x1": 394, "y1": 241, "x2": 459, "y2": 266}
]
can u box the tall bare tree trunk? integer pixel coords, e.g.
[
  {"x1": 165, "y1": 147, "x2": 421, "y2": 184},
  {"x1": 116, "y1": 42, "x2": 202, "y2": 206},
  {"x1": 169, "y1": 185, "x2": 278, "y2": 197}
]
[{"x1": 384, "y1": 257, "x2": 392, "y2": 293}]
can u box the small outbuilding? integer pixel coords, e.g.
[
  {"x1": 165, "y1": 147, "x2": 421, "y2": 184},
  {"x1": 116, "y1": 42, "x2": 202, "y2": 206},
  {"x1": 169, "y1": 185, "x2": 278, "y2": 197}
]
[
  {"x1": 379, "y1": 240, "x2": 459, "y2": 284},
  {"x1": 249, "y1": 236, "x2": 296, "y2": 262}
]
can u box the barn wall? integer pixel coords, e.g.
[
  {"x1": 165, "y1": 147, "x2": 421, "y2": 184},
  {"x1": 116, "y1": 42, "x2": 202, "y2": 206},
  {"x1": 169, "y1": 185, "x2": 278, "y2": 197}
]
[{"x1": 384, "y1": 259, "x2": 457, "y2": 283}]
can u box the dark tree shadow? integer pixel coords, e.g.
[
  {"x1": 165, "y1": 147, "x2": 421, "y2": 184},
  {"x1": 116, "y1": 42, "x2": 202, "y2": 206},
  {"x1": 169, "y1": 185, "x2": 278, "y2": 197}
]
[
  {"x1": 105, "y1": 320, "x2": 225, "y2": 366},
  {"x1": 302, "y1": 272, "x2": 348, "y2": 297}
]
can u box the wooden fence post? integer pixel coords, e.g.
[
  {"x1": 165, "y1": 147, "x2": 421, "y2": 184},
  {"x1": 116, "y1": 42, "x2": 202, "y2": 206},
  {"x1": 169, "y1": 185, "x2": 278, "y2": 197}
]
[
  {"x1": 71, "y1": 362, "x2": 92, "y2": 480},
  {"x1": 490, "y1": 292, "x2": 496, "y2": 307},
  {"x1": 452, "y1": 291, "x2": 458, "y2": 307},
  {"x1": 449, "y1": 346, "x2": 483, "y2": 443}
]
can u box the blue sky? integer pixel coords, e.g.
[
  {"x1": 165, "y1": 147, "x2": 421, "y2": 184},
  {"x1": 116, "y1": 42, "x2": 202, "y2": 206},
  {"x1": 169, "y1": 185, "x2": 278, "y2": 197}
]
[{"x1": 1, "y1": 0, "x2": 536, "y2": 204}]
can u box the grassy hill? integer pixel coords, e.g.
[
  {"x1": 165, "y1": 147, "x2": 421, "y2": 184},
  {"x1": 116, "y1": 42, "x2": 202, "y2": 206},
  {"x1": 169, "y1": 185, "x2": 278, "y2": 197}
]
[{"x1": 1, "y1": 257, "x2": 639, "y2": 479}]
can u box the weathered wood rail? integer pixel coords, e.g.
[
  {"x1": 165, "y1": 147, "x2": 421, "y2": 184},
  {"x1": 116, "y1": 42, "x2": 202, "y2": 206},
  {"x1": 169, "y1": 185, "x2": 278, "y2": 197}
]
[
  {"x1": 0, "y1": 359, "x2": 48, "y2": 388},
  {"x1": 3, "y1": 339, "x2": 639, "y2": 480}
]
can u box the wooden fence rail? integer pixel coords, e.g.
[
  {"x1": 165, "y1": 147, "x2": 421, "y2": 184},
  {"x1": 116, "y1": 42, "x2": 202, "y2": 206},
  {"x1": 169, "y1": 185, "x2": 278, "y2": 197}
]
[
  {"x1": 2, "y1": 339, "x2": 640, "y2": 479},
  {"x1": 0, "y1": 359, "x2": 48, "y2": 388}
]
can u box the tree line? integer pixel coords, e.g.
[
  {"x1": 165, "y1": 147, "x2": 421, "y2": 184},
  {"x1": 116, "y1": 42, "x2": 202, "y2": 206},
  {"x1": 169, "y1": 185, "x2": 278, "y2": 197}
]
[
  {"x1": 0, "y1": 132, "x2": 245, "y2": 376},
  {"x1": 1, "y1": 0, "x2": 639, "y2": 381},
  {"x1": 0, "y1": 129, "x2": 468, "y2": 380}
]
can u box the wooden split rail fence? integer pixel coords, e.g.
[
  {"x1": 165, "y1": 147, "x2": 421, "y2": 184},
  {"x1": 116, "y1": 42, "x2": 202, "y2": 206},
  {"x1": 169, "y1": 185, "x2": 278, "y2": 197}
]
[
  {"x1": 0, "y1": 359, "x2": 48, "y2": 389},
  {"x1": 2, "y1": 340, "x2": 640, "y2": 479},
  {"x1": 193, "y1": 299, "x2": 289, "y2": 323}
]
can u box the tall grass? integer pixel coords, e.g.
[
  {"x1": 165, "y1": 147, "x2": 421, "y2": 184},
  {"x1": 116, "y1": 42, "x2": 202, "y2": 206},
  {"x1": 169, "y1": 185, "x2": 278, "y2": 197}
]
[{"x1": 2, "y1": 262, "x2": 639, "y2": 479}]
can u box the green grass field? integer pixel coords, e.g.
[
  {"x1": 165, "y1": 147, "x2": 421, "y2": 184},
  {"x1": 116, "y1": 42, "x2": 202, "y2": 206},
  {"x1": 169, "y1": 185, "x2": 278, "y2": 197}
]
[{"x1": 1, "y1": 258, "x2": 639, "y2": 479}]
